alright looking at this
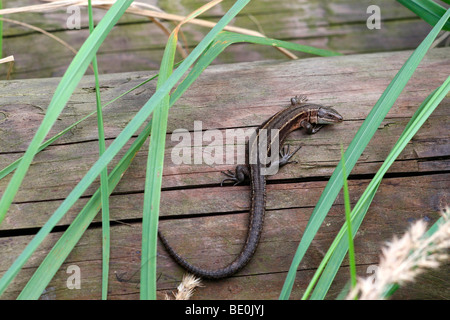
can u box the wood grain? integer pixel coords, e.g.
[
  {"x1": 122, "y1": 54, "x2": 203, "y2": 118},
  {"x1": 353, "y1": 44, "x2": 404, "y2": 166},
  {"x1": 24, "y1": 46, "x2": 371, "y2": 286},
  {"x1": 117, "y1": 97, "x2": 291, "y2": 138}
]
[
  {"x1": 0, "y1": 0, "x2": 435, "y2": 79},
  {"x1": 1, "y1": 174, "x2": 447, "y2": 299}
]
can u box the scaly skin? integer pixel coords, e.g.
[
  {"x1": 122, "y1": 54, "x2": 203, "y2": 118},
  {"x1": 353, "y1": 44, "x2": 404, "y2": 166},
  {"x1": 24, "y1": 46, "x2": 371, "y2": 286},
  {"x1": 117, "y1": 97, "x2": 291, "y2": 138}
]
[{"x1": 158, "y1": 96, "x2": 343, "y2": 279}]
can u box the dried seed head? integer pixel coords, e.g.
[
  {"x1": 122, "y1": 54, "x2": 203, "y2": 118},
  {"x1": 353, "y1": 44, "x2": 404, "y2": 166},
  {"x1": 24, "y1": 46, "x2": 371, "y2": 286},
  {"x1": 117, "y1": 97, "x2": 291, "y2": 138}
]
[{"x1": 347, "y1": 207, "x2": 450, "y2": 300}]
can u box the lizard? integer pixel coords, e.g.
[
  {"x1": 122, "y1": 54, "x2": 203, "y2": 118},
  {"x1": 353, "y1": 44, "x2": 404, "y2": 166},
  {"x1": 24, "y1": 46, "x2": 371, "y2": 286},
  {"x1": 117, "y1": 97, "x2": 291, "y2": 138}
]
[{"x1": 158, "y1": 95, "x2": 343, "y2": 279}]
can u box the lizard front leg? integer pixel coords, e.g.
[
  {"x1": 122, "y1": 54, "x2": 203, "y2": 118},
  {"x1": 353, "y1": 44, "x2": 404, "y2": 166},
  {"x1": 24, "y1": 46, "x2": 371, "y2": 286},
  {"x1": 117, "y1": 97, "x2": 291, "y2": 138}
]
[{"x1": 301, "y1": 120, "x2": 324, "y2": 134}]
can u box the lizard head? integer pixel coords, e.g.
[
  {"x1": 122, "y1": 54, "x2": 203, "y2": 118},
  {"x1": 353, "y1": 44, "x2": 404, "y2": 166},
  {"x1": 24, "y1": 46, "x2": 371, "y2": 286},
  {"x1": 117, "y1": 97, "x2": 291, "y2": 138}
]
[{"x1": 317, "y1": 106, "x2": 343, "y2": 124}]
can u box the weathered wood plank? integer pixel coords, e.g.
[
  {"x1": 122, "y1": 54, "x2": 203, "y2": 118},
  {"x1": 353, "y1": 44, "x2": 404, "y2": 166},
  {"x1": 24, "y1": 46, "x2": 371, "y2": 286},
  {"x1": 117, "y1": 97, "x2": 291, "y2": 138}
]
[
  {"x1": 0, "y1": 174, "x2": 447, "y2": 299},
  {"x1": 2, "y1": 18, "x2": 434, "y2": 78},
  {"x1": 0, "y1": 48, "x2": 449, "y2": 299},
  {"x1": 0, "y1": 49, "x2": 448, "y2": 207},
  {"x1": 1, "y1": 49, "x2": 448, "y2": 152},
  {"x1": 2, "y1": 158, "x2": 448, "y2": 232},
  {"x1": 0, "y1": 0, "x2": 436, "y2": 79},
  {"x1": 1, "y1": 114, "x2": 448, "y2": 206}
]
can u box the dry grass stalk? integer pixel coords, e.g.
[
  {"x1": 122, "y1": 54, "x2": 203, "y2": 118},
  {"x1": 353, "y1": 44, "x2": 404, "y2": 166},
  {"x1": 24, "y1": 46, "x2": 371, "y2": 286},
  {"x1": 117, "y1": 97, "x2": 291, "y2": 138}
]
[
  {"x1": 0, "y1": 55, "x2": 15, "y2": 80},
  {"x1": 347, "y1": 206, "x2": 450, "y2": 300},
  {"x1": 0, "y1": 56, "x2": 14, "y2": 64},
  {"x1": 0, "y1": 0, "x2": 298, "y2": 59},
  {"x1": 165, "y1": 273, "x2": 203, "y2": 300},
  {"x1": 0, "y1": 17, "x2": 79, "y2": 56}
]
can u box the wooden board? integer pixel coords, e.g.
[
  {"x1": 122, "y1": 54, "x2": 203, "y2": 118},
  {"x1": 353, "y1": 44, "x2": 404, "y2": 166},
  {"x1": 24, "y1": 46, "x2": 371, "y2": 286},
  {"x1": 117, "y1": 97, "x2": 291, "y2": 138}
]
[
  {"x1": 0, "y1": 48, "x2": 449, "y2": 299},
  {"x1": 0, "y1": 0, "x2": 437, "y2": 79}
]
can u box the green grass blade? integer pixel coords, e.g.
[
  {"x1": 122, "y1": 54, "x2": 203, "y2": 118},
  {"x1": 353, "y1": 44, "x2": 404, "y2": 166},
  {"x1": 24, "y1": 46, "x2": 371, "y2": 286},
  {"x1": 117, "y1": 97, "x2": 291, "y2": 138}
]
[
  {"x1": 308, "y1": 190, "x2": 377, "y2": 300},
  {"x1": 17, "y1": 120, "x2": 153, "y2": 299},
  {"x1": 0, "y1": 0, "x2": 134, "y2": 227},
  {"x1": 170, "y1": 31, "x2": 341, "y2": 105},
  {"x1": 213, "y1": 31, "x2": 342, "y2": 56},
  {"x1": 279, "y1": 8, "x2": 450, "y2": 300},
  {"x1": 310, "y1": 76, "x2": 450, "y2": 300},
  {"x1": 87, "y1": 0, "x2": 110, "y2": 300},
  {"x1": 0, "y1": 17, "x2": 335, "y2": 183},
  {"x1": 397, "y1": 0, "x2": 450, "y2": 30},
  {"x1": 140, "y1": 32, "x2": 175, "y2": 302},
  {"x1": 139, "y1": 0, "x2": 245, "y2": 300},
  {"x1": 140, "y1": 11, "x2": 339, "y2": 297},
  {"x1": 341, "y1": 146, "x2": 356, "y2": 289},
  {"x1": 0, "y1": 0, "x2": 251, "y2": 298}
]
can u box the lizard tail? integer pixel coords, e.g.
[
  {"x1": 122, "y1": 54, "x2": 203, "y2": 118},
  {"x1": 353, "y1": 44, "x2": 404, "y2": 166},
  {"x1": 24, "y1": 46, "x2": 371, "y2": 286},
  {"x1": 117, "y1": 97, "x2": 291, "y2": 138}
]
[
  {"x1": 158, "y1": 227, "x2": 261, "y2": 280},
  {"x1": 159, "y1": 166, "x2": 266, "y2": 279}
]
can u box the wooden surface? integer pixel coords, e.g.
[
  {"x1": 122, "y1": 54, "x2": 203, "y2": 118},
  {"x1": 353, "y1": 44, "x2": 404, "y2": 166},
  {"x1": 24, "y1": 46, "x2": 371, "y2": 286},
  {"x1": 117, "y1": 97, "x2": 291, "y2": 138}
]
[
  {"x1": 0, "y1": 0, "x2": 439, "y2": 79},
  {"x1": 0, "y1": 48, "x2": 449, "y2": 299}
]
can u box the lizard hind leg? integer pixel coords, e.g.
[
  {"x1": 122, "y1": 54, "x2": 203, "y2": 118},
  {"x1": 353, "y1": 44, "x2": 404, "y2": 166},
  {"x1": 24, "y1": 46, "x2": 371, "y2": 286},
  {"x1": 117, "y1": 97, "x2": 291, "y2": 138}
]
[
  {"x1": 279, "y1": 144, "x2": 302, "y2": 167},
  {"x1": 220, "y1": 165, "x2": 249, "y2": 186}
]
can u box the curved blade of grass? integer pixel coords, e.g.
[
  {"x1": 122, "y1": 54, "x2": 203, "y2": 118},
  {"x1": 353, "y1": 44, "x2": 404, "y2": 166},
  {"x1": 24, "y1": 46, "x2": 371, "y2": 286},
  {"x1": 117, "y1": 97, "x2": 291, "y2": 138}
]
[
  {"x1": 15, "y1": 71, "x2": 165, "y2": 300},
  {"x1": 316, "y1": 77, "x2": 449, "y2": 300},
  {"x1": 140, "y1": 0, "x2": 225, "y2": 301},
  {"x1": 308, "y1": 77, "x2": 449, "y2": 300},
  {"x1": 0, "y1": 0, "x2": 251, "y2": 298},
  {"x1": 138, "y1": 8, "x2": 338, "y2": 299},
  {"x1": 87, "y1": 0, "x2": 110, "y2": 300},
  {"x1": 213, "y1": 31, "x2": 342, "y2": 56},
  {"x1": 141, "y1": 9, "x2": 340, "y2": 299},
  {"x1": 169, "y1": 31, "x2": 341, "y2": 106},
  {"x1": 397, "y1": 0, "x2": 450, "y2": 31},
  {"x1": 0, "y1": 0, "x2": 134, "y2": 226},
  {"x1": 1, "y1": 25, "x2": 336, "y2": 182},
  {"x1": 279, "y1": 8, "x2": 450, "y2": 300},
  {"x1": 16, "y1": 64, "x2": 178, "y2": 300},
  {"x1": 16, "y1": 120, "x2": 153, "y2": 299}
]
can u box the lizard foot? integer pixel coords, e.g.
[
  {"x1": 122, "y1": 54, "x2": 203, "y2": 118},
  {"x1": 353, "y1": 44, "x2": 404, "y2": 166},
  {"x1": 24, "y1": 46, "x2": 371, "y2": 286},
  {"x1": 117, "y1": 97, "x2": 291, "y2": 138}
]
[{"x1": 279, "y1": 144, "x2": 302, "y2": 167}]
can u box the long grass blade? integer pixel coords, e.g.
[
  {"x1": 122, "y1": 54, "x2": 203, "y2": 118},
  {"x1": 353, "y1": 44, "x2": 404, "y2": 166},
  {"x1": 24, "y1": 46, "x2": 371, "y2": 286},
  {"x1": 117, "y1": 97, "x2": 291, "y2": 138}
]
[
  {"x1": 0, "y1": 0, "x2": 134, "y2": 226},
  {"x1": 0, "y1": 0, "x2": 134, "y2": 296},
  {"x1": 87, "y1": 0, "x2": 110, "y2": 300},
  {"x1": 310, "y1": 76, "x2": 450, "y2": 300},
  {"x1": 170, "y1": 31, "x2": 341, "y2": 106},
  {"x1": 341, "y1": 147, "x2": 356, "y2": 289},
  {"x1": 16, "y1": 120, "x2": 153, "y2": 299},
  {"x1": 140, "y1": 0, "x2": 230, "y2": 300},
  {"x1": 139, "y1": 25, "x2": 175, "y2": 302},
  {"x1": 308, "y1": 190, "x2": 377, "y2": 300},
  {"x1": 279, "y1": 8, "x2": 450, "y2": 300},
  {"x1": 397, "y1": 0, "x2": 450, "y2": 30}
]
